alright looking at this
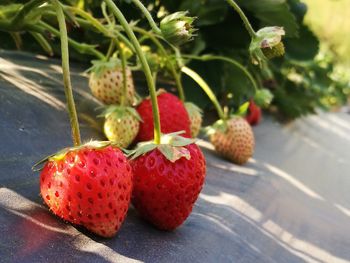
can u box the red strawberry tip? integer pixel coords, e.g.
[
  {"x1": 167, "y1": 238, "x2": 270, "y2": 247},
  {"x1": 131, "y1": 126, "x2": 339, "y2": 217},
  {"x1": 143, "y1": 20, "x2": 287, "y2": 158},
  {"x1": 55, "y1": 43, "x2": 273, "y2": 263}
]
[{"x1": 126, "y1": 131, "x2": 196, "y2": 162}]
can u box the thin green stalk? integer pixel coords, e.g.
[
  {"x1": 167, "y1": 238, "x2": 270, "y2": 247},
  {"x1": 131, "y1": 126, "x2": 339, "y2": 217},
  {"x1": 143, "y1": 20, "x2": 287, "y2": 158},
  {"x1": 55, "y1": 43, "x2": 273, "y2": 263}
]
[
  {"x1": 101, "y1": 2, "x2": 114, "y2": 26},
  {"x1": 35, "y1": 21, "x2": 105, "y2": 59},
  {"x1": 128, "y1": 26, "x2": 185, "y2": 101},
  {"x1": 64, "y1": 6, "x2": 111, "y2": 36},
  {"x1": 182, "y1": 54, "x2": 258, "y2": 92},
  {"x1": 116, "y1": 39, "x2": 128, "y2": 107},
  {"x1": 105, "y1": 0, "x2": 161, "y2": 144},
  {"x1": 106, "y1": 40, "x2": 115, "y2": 60},
  {"x1": 30, "y1": 31, "x2": 53, "y2": 56},
  {"x1": 181, "y1": 66, "x2": 226, "y2": 121},
  {"x1": 226, "y1": 0, "x2": 256, "y2": 38},
  {"x1": 130, "y1": 0, "x2": 162, "y2": 35},
  {"x1": 10, "y1": 32, "x2": 22, "y2": 50},
  {"x1": 52, "y1": 0, "x2": 81, "y2": 146},
  {"x1": 11, "y1": 0, "x2": 47, "y2": 28},
  {"x1": 62, "y1": 6, "x2": 135, "y2": 53}
]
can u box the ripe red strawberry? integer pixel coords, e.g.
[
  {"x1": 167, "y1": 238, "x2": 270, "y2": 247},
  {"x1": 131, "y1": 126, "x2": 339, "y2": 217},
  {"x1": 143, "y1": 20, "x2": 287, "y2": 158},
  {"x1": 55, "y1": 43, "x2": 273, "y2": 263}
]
[
  {"x1": 131, "y1": 143, "x2": 206, "y2": 230},
  {"x1": 89, "y1": 59, "x2": 135, "y2": 105},
  {"x1": 210, "y1": 117, "x2": 255, "y2": 164},
  {"x1": 245, "y1": 100, "x2": 262, "y2": 126},
  {"x1": 103, "y1": 106, "x2": 140, "y2": 148},
  {"x1": 135, "y1": 92, "x2": 191, "y2": 142},
  {"x1": 185, "y1": 102, "x2": 203, "y2": 137},
  {"x1": 39, "y1": 144, "x2": 133, "y2": 237}
]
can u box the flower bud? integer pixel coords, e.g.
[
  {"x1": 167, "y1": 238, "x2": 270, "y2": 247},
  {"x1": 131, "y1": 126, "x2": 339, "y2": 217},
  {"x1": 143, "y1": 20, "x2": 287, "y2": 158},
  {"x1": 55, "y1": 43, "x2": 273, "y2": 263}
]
[
  {"x1": 249, "y1": 26, "x2": 286, "y2": 65},
  {"x1": 254, "y1": 88, "x2": 274, "y2": 108},
  {"x1": 160, "y1": 11, "x2": 196, "y2": 46},
  {"x1": 256, "y1": 26, "x2": 285, "y2": 49}
]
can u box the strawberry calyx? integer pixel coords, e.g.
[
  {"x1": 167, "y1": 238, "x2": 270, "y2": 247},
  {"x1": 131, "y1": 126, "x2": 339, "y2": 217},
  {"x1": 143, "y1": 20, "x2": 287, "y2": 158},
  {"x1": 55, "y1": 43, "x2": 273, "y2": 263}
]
[
  {"x1": 184, "y1": 102, "x2": 203, "y2": 117},
  {"x1": 126, "y1": 131, "x2": 196, "y2": 162},
  {"x1": 32, "y1": 140, "x2": 121, "y2": 172},
  {"x1": 204, "y1": 119, "x2": 228, "y2": 136},
  {"x1": 99, "y1": 105, "x2": 142, "y2": 121},
  {"x1": 86, "y1": 57, "x2": 123, "y2": 77},
  {"x1": 205, "y1": 113, "x2": 249, "y2": 136}
]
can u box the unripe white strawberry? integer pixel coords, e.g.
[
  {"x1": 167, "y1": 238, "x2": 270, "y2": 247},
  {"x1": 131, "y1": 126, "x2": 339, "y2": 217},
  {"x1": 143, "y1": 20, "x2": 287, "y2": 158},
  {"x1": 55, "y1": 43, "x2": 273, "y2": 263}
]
[
  {"x1": 89, "y1": 59, "x2": 135, "y2": 105},
  {"x1": 210, "y1": 117, "x2": 254, "y2": 165},
  {"x1": 185, "y1": 102, "x2": 202, "y2": 138}
]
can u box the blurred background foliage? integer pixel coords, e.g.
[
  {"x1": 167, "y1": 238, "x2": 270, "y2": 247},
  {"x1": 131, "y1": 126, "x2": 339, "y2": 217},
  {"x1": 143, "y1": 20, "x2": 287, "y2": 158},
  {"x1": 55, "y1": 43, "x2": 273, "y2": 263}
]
[
  {"x1": 0, "y1": 0, "x2": 349, "y2": 121},
  {"x1": 304, "y1": 0, "x2": 350, "y2": 67}
]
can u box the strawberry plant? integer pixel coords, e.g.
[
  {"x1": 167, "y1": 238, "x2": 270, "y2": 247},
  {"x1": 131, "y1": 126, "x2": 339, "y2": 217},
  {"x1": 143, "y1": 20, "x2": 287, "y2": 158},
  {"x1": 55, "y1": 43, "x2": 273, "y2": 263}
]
[{"x1": 0, "y1": 0, "x2": 349, "y2": 238}]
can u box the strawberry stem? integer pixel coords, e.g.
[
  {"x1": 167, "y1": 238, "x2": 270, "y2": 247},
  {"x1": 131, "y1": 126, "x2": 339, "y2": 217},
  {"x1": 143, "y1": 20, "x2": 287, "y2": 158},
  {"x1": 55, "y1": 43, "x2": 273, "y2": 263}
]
[
  {"x1": 181, "y1": 66, "x2": 226, "y2": 121},
  {"x1": 226, "y1": 0, "x2": 256, "y2": 38},
  {"x1": 29, "y1": 31, "x2": 53, "y2": 56},
  {"x1": 53, "y1": 0, "x2": 81, "y2": 146},
  {"x1": 105, "y1": 40, "x2": 115, "y2": 60},
  {"x1": 182, "y1": 54, "x2": 258, "y2": 92},
  {"x1": 130, "y1": 0, "x2": 162, "y2": 35},
  {"x1": 129, "y1": 27, "x2": 185, "y2": 101},
  {"x1": 116, "y1": 38, "x2": 128, "y2": 107},
  {"x1": 33, "y1": 21, "x2": 105, "y2": 60},
  {"x1": 63, "y1": 5, "x2": 135, "y2": 54},
  {"x1": 105, "y1": 0, "x2": 161, "y2": 144}
]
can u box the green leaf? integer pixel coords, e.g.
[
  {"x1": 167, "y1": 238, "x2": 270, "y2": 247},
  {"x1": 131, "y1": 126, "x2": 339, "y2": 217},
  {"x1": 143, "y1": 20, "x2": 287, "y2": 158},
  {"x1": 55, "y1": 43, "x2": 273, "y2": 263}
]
[
  {"x1": 285, "y1": 24, "x2": 319, "y2": 61},
  {"x1": 287, "y1": 0, "x2": 308, "y2": 23},
  {"x1": 236, "y1": 0, "x2": 299, "y2": 37},
  {"x1": 179, "y1": 0, "x2": 228, "y2": 26},
  {"x1": 182, "y1": 60, "x2": 225, "y2": 109},
  {"x1": 223, "y1": 62, "x2": 255, "y2": 106}
]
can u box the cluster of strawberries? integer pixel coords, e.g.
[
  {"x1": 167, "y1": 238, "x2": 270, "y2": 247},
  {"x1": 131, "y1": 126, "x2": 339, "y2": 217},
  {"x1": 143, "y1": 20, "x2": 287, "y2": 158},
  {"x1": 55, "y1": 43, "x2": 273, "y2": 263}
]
[
  {"x1": 39, "y1": 65, "x2": 207, "y2": 237},
  {"x1": 39, "y1": 62, "x2": 261, "y2": 238}
]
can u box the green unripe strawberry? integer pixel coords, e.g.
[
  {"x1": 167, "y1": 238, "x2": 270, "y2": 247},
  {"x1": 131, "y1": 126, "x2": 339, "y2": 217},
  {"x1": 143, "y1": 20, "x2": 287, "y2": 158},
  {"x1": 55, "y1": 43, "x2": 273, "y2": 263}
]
[
  {"x1": 249, "y1": 26, "x2": 285, "y2": 65},
  {"x1": 262, "y1": 42, "x2": 285, "y2": 59},
  {"x1": 185, "y1": 102, "x2": 202, "y2": 138},
  {"x1": 102, "y1": 106, "x2": 140, "y2": 148}
]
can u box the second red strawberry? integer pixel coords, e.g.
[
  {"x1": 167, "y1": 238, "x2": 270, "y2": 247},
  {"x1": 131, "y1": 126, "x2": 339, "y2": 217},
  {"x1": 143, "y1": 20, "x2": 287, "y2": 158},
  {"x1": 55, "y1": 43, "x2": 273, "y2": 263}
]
[{"x1": 135, "y1": 92, "x2": 192, "y2": 142}]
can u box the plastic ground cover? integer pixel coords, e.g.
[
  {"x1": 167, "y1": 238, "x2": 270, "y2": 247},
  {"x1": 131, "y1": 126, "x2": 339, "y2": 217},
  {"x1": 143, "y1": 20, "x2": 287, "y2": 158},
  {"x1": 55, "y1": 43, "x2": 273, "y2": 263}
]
[{"x1": 1, "y1": 50, "x2": 350, "y2": 263}]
